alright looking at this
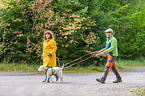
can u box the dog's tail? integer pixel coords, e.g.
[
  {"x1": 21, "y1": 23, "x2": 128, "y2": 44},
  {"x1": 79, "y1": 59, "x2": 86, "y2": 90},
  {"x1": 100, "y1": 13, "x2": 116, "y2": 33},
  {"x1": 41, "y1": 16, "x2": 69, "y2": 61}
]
[{"x1": 61, "y1": 63, "x2": 64, "y2": 69}]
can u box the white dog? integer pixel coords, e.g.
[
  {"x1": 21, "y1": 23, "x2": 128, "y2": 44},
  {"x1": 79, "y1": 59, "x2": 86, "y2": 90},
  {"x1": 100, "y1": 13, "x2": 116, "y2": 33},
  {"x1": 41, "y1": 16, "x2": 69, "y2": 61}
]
[{"x1": 38, "y1": 65, "x2": 63, "y2": 83}]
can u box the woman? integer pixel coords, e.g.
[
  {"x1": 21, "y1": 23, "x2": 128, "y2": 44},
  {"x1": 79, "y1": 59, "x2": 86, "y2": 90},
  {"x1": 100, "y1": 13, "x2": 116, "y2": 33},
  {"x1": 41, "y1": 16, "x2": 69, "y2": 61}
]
[{"x1": 41, "y1": 30, "x2": 58, "y2": 82}]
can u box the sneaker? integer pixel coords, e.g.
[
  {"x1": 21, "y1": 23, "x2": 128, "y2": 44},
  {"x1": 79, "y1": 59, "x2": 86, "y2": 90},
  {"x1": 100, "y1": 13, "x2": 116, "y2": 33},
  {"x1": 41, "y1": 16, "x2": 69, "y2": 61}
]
[
  {"x1": 113, "y1": 79, "x2": 122, "y2": 83},
  {"x1": 96, "y1": 78, "x2": 105, "y2": 84}
]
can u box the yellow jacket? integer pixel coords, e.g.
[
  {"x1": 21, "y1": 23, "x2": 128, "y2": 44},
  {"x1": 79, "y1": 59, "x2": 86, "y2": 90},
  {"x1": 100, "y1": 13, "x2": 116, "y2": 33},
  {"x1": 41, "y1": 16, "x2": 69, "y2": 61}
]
[{"x1": 42, "y1": 38, "x2": 57, "y2": 67}]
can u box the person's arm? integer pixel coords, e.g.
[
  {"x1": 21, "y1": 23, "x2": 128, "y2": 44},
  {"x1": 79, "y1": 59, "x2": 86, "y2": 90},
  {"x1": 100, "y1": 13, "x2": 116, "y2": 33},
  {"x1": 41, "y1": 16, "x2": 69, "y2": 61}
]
[
  {"x1": 41, "y1": 55, "x2": 43, "y2": 59},
  {"x1": 100, "y1": 38, "x2": 117, "y2": 56},
  {"x1": 99, "y1": 48, "x2": 105, "y2": 53}
]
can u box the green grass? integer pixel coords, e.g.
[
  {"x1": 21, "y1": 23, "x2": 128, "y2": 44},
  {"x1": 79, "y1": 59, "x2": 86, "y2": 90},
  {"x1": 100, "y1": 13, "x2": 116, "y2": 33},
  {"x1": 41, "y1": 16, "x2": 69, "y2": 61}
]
[
  {"x1": 0, "y1": 58, "x2": 145, "y2": 74},
  {"x1": 64, "y1": 58, "x2": 145, "y2": 73},
  {"x1": 115, "y1": 58, "x2": 145, "y2": 71},
  {"x1": 131, "y1": 88, "x2": 145, "y2": 96},
  {"x1": 0, "y1": 63, "x2": 41, "y2": 74},
  {"x1": 63, "y1": 65, "x2": 105, "y2": 73}
]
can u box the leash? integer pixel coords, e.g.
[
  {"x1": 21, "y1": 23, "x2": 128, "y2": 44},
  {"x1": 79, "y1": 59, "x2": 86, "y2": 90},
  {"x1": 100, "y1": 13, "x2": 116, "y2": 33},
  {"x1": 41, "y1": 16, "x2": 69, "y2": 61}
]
[
  {"x1": 63, "y1": 53, "x2": 91, "y2": 67},
  {"x1": 62, "y1": 51, "x2": 100, "y2": 69},
  {"x1": 56, "y1": 57, "x2": 60, "y2": 67}
]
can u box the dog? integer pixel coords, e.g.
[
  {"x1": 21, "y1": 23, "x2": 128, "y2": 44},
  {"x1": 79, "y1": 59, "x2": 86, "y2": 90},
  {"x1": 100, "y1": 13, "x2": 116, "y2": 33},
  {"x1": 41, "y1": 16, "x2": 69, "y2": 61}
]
[{"x1": 38, "y1": 65, "x2": 63, "y2": 83}]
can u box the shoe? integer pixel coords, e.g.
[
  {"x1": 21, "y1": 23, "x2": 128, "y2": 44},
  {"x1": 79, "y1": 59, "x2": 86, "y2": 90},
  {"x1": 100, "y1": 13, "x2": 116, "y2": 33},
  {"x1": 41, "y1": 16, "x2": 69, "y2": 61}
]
[
  {"x1": 46, "y1": 79, "x2": 50, "y2": 83},
  {"x1": 54, "y1": 74, "x2": 59, "y2": 81},
  {"x1": 96, "y1": 78, "x2": 105, "y2": 84},
  {"x1": 46, "y1": 77, "x2": 50, "y2": 83},
  {"x1": 113, "y1": 79, "x2": 122, "y2": 83},
  {"x1": 42, "y1": 79, "x2": 46, "y2": 83}
]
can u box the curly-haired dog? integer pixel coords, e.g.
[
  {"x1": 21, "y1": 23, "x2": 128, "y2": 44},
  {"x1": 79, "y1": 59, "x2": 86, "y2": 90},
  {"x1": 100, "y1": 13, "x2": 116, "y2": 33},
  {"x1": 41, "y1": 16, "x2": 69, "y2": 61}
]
[{"x1": 38, "y1": 65, "x2": 63, "y2": 83}]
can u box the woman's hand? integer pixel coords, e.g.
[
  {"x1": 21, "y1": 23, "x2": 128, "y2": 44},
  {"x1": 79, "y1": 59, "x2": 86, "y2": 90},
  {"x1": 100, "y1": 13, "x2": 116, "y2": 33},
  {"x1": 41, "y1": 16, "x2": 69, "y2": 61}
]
[
  {"x1": 41, "y1": 56, "x2": 43, "y2": 60},
  {"x1": 48, "y1": 53, "x2": 52, "y2": 57}
]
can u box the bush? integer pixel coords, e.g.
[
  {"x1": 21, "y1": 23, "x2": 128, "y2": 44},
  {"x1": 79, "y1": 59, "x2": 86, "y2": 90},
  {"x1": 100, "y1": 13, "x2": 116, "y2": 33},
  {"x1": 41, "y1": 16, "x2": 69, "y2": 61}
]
[{"x1": 1, "y1": 0, "x2": 145, "y2": 66}]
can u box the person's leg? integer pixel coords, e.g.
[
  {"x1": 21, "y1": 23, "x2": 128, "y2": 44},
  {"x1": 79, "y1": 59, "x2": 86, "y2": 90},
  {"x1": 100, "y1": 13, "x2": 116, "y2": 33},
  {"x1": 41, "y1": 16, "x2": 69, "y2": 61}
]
[
  {"x1": 42, "y1": 67, "x2": 50, "y2": 83},
  {"x1": 42, "y1": 74, "x2": 50, "y2": 83},
  {"x1": 111, "y1": 57, "x2": 122, "y2": 83},
  {"x1": 102, "y1": 66, "x2": 111, "y2": 79},
  {"x1": 96, "y1": 56, "x2": 113, "y2": 83},
  {"x1": 54, "y1": 74, "x2": 59, "y2": 81},
  {"x1": 102, "y1": 56, "x2": 113, "y2": 79},
  {"x1": 112, "y1": 63, "x2": 121, "y2": 79},
  {"x1": 51, "y1": 67, "x2": 59, "y2": 81}
]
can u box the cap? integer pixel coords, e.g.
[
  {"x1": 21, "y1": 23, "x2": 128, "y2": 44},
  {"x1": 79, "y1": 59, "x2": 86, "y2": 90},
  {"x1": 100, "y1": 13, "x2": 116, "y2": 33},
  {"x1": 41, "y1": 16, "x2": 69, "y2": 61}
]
[{"x1": 105, "y1": 29, "x2": 113, "y2": 33}]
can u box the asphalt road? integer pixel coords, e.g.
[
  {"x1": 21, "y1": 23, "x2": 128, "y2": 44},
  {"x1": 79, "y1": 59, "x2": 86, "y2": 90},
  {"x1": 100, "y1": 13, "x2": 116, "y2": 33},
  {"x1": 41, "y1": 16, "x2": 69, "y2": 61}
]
[{"x1": 0, "y1": 67, "x2": 145, "y2": 96}]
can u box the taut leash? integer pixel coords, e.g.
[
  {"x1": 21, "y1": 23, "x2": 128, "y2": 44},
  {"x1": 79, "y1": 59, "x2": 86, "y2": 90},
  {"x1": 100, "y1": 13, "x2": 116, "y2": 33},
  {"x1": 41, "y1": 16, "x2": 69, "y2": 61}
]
[{"x1": 62, "y1": 51, "x2": 100, "y2": 69}]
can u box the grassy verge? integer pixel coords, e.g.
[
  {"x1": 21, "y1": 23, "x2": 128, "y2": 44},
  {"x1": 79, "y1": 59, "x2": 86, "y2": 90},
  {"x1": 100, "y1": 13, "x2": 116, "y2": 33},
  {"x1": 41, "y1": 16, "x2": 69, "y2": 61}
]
[
  {"x1": 115, "y1": 58, "x2": 145, "y2": 71},
  {"x1": 0, "y1": 63, "x2": 41, "y2": 74},
  {"x1": 131, "y1": 88, "x2": 145, "y2": 96},
  {"x1": 0, "y1": 58, "x2": 145, "y2": 74},
  {"x1": 63, "y1": 65, "x2": 105, "y2": 73},
  {"x1": 64, "y1": 58, "x2": 145, "y2": 73}
]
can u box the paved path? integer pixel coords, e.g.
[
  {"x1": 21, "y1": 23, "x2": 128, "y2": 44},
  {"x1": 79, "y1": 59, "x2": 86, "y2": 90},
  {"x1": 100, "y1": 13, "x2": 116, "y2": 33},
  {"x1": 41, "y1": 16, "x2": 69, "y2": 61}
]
[{"x1": 0, "y1": 67, "x2": 145, "y2": 96}]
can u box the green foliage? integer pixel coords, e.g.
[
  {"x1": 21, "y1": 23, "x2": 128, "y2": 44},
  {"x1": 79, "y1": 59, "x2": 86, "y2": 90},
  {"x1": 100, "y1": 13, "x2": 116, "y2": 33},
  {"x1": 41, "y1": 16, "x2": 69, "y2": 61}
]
[
  {"x1": 0, "y1": 63, "x2": 40, "y2": 73},
  {"x1": 116, "y1": 57, "x2": 145, "y2": 70},
  {"x1": 0, "y1": 0, "x2": 97, "y2": 66},
  {"x1": 0, "y1": 0, "x2": 145, "y2": 67},
  {"x1": 109, "y1": 0, "x2": 145, "y2": 59}
]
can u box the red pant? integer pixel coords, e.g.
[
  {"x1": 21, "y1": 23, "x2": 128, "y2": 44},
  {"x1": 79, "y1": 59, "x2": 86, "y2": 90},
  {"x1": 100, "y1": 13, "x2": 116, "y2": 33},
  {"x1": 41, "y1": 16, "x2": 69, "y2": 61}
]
[{"x1": 103, "y1": 56, "x2": 121, "y2": 79}]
